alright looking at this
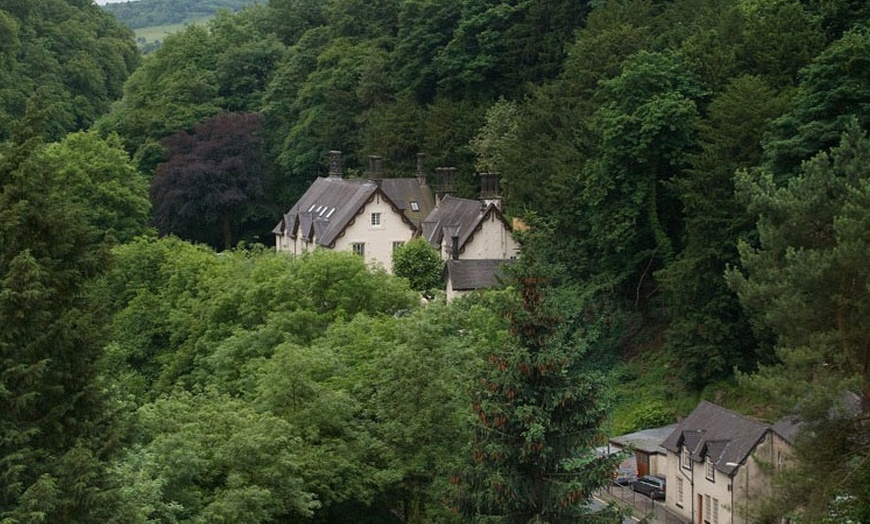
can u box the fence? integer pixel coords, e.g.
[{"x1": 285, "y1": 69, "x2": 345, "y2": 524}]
[{"x1": 598, "y1": 484, "x2": 690, "y2": 524}]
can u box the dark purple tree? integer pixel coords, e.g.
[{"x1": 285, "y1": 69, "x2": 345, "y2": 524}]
[{"x1": 151, "y1": 112, "x2": 268, "y2": 250}]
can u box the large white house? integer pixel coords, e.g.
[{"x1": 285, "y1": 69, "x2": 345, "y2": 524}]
[{"x1": 272, "y1": 152, "x2": 518, "y2": 284}]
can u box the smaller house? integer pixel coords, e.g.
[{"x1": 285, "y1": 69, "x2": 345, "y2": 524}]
[
  {"x1": 609, "y1": 424, "x2": 677, "y2": 482},
  {"x1": 661, "y1": 401, "x2": 794, "y2": 524}
]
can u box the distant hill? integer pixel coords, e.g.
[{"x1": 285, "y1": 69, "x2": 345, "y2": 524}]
[{"x1": 101, "y1": 0, "x2": 262, "y2": 29}]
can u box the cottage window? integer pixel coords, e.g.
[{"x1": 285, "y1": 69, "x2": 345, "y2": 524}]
[
  {"x1": 712, "y1": 497, "x2": 719, "y2": 524},
  {"x1": 681, "y1": 446, "x2": 691, "y2": 469},
  {"x1": 676, "y1": 477, "x2": 684, "y2": 507},
  {"x1": 705, "y1": 494, "x2": 712, "y2": 523},
  {"x1": 371, "y1": 212, "x2": 382, "y2": 226},
  {"x1": 392, "y1": 241, "x2": 404, "y2": 252},
  {"x1": 705, "y1": 456, "x2": 715, "y2": 482},
  {"x1": 352, "y1": 242, "x2": 365, "y2": 257}
]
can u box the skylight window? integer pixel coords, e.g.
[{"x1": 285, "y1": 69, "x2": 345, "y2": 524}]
[
  {"x1": 410, "y1": 201, "x2": 420, "y2": 211},
  {"x1": 325, "y1": 208, "x2": 335, "y2": 218}
]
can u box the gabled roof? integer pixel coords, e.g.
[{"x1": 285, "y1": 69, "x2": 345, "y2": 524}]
[
  {"x1": 661, "y1": 401, "x2": 770, "y2": 477},
  {"x1": 445, "y1": 259, "x2": 512, "y2": 291},
  {"x1": 379, "y1": 178, "x2": 435, "y2": 226},
  {"x1": 272, "y1": 176, "x2": 421, "y2": 247},
  {"x1": 421, "y1": 195, "x2": 511, "y2": 253}
]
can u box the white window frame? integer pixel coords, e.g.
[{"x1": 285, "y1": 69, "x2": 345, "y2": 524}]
[
  {"x1": 712, "y1": 497, "x2": 719, "y2": 524},
  {"x1": 705, "y1": 456, "x2": 715, "y2": 482},
  {"x1": 392, "y1": 241, "x2": 404, "y2": 252},
  {"x1": 705, "y1": 494, "x2": 712, "y2": 522},
  {"x1": 371, "y1": 212, "x2": 382, "y2": 227},
  {"x1": 352, "y1": 242, "x2": 365, "y2": 257},
  {"x1": 681, "y1": 446, "x2": 691, "y2": 469}
]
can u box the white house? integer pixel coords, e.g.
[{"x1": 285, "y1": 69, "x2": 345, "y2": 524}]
[
  {"x1": 661, "y1": 401, "x2": 796, "y2": 524},
  {"x1": 272, "y1": 152, "x2": 517, "y2": 282}
]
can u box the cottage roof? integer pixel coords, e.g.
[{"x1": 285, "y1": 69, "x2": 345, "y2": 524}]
[
  {"x1": 272, "y1": 176, "x2": 421, "y2": 247},
  {"x1": 609, "y1": 424, "x2": 677, "y2": 455},
  {"x1": 662, "y1": 401, "x2": 770, "y2": 477},
  {"x1": 445, "y1": 259, "x2": 512, "y2": 291},
  {"x1": 422, "y1": 195, "x2": 510, "y2": 253},
  {"x1": 379, "y1": 178, "x2": 435, "y2": 226}
]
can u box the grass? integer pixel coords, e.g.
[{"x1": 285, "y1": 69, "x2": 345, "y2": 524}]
[{"x1": 133, "y1": 17, "x2": 212, "y2": 48}]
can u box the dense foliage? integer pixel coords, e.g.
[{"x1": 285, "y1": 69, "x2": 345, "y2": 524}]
[{"x1": 4, "y1": 0, "x2": 870, "y2": 520}]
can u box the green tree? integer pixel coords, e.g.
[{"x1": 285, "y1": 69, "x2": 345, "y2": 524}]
[
  {"x1": 763, "y1": 24, "x2": 870, "y2": 176},
  {"x1": 659, "y1": 75, "x2": 787, "y2": 388},
  {"x1": 116, "y1": 390, "x2": 319, "y2": 522},
  {"x1": 452, "y1": 267, "x2": 622, "y2": 522},
  {"x1": 392, "y1": 237, "x2": 443, "y2": 296},
  {"x1": 727, "y1": 123, "x2": 870, "y2": 520},
  {"x1": 0, "y1": 136, "x2": 120, "y2": 521},
  {"x1": 32, "y1": 131, "x2": 151, "y2": 243}
]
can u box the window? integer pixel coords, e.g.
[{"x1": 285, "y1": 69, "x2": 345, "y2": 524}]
[
  {"x1": 410, "y1": 201, "x2": 420, "y2": 211},
  {"x1": 371, "y1": 212, "x2": 381, "y2": 226},
  {"x1": 705, "y1": 456, "x2": 715, "y2": 482},
  {"x1": 676, "y1": 477, "x2": 684, "y2": 507},
  {"x1": 705, "y1": 494, "x2": 711, "y2": 523},
  {"x1": 352, "y1": 242, "x2": 365, "y2": 257},
  {"x1": 392, "y1": 241, "x2": 404, "y2": 252},
  {"x1": 712, "y1": 497, "x2": 719, "y2": 524},
  {"x1": 681, "y1": 446, "x2": 691, "y2": 469}
]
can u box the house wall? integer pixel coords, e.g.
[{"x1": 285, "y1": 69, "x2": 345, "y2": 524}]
[
  {"x1": 332, "y1": 193, "x2": 415, "y2": 273},
  {"x1": 665, "y1": 432, "x2": 791, "y2": 524},
  {"x1": 442, "y1": 213, "x2": 518, "y2": 261}
]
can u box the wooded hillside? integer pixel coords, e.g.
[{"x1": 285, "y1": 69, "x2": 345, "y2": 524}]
[{"x1": 1, "y1": 0, "x2": 869, "y2": 521}]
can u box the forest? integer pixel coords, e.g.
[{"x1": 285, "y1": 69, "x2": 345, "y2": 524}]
[{"x1": 1, "y1": 0, "x2": 870, "y2": 521}]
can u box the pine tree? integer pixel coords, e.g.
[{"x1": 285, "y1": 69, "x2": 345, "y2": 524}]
[{"x1": 451, "y1": 266, "x2": 621, "y2": 522}]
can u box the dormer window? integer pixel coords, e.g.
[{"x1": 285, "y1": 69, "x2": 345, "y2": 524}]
[
  {"x1": 681, "y1": 446, "x2": 691, "y2": 469},
  {"x1": 705, "y1": 456, "x2": 715, "y2": 481}
]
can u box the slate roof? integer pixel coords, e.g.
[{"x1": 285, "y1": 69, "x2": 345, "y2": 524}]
[
  {"x1": 379, "y1": 178, "x2": 435, "y2": 226},
  {"x1": 610, "y1": 424, "x2": 678, "y2": 454},
  {"x1": 661, "y1": 401, "x2": 771, "y2": 477},
  {"x1": 445, "y1": 259, "x2": 512, "y2": 291},
  {"x1": 421, "y1": 195, "x2": 511, "y2": 253},
  {"x1": 272, "y1": 176, "x2": 424, "y2": 247}
]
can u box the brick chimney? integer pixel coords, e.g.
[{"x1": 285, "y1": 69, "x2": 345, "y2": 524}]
[{"x1": 328, "y1": 150, "x2": 343, "y2": 177}]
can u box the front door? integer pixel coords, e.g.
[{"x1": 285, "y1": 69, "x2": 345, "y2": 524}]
[{"x1": 697, "y1": 493, "x2": 703, "y2": 524}]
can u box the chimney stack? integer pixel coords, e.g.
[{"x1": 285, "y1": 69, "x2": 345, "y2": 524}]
[
  {"x1": 367, "y1": 155, "x2": 383, "y2": 181},
  {"x1": 328, "y1": 150, "x2": 343, "y2": 177},
  {"x1": 416, "y1": 153, "x2": 427, "y2": 186}
]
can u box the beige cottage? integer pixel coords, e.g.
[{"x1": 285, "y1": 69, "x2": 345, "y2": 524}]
[
  {"x1": 271, "y1": 157, "x2": 433, "y2": 272},
  {"x1": 661, "y1": 401, "x2": 796, "y2": 524}
]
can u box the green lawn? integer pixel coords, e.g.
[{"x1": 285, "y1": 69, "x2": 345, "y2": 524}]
[{"x1": 134, "y1": 18, "x2": 211, "y2": 48}]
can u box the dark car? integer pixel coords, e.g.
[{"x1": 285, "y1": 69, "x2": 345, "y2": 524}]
[{"x1": 632, "y1": 474, "x2": 666, "y2": 500}]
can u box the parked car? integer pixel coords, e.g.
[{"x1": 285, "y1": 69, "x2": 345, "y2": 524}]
[
  {"x1": 632, "y1": 474, "x2": 666, "y2": 500},
  {"x1": 613, "y1": 472, "x2": 636, "y2": 486}
]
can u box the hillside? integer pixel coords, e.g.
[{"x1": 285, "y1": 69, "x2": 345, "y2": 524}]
[
  {"x1": 2, "y1": 0, "x2": 870, "y2": 521},
  {"x1": 101, "y1": 0, "x2": 262, "y2": 28}
]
